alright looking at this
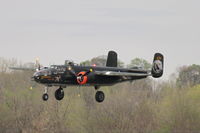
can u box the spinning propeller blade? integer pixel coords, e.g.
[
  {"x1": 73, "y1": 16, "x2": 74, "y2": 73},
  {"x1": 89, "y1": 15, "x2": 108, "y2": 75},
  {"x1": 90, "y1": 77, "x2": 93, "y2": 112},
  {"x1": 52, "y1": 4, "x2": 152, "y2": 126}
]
[
  {"x1": 35, "y1": 58, "x2": 41, "y2": 71},
  {"x1": 67, "y1": 66, "x2": 92, "y2": 77}
]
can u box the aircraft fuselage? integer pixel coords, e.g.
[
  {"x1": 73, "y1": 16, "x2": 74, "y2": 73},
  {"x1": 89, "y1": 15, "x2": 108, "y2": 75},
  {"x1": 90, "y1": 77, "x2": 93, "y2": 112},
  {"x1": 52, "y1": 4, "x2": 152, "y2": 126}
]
[{"x1": 33, "y1": 65, "x2": 148, "y2": 87}]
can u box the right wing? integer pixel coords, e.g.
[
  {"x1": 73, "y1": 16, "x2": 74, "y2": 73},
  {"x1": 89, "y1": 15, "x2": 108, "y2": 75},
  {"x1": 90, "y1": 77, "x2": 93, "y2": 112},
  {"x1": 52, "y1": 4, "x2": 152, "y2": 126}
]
[{"x1": 94, "y1": 71, "x2": 151, "y2": 77}]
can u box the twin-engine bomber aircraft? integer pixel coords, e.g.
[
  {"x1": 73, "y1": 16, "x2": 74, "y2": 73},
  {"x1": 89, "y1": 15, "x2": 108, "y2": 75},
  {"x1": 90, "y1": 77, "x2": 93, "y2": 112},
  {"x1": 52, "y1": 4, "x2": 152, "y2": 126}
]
[{"x1": 12, "y1": 51, "x2": 164, "y2": 103}]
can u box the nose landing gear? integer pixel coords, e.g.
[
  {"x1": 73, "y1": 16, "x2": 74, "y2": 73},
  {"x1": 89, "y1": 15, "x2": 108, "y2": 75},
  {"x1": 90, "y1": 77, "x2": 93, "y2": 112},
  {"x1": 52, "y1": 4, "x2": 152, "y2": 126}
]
[
  {"x1": 42, "y1": 93, "x2": 49, "y2": 101},
  {"x1": 42, "y1": 87, "x2": 49, "y2": 101}
]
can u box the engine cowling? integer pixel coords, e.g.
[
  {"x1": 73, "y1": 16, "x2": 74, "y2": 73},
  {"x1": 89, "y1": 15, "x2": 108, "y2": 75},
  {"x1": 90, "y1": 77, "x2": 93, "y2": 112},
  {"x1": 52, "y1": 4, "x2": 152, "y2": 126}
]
[{"x1": 77, "y1": 72, "x2": 88, "y2": 85}]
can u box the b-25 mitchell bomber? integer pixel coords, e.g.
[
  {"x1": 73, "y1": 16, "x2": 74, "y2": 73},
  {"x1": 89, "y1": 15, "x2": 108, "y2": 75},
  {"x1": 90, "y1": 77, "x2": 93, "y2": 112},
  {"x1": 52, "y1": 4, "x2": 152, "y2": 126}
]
[{"x1": 12, "y1": 51, "x2": 164, "y2": 103}]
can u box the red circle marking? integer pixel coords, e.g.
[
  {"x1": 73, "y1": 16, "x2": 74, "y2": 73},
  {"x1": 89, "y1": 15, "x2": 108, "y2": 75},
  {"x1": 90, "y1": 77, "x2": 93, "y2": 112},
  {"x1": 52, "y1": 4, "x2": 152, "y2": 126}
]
[{"x1": 77, "y1": 72, "x2": 88, "y2": 85}]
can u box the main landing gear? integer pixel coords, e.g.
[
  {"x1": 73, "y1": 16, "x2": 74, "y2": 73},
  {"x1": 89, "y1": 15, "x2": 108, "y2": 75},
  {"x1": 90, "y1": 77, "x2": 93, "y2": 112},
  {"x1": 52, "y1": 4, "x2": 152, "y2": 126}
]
[
  {"x1": 95, "y1": 91, "x2": 105, "y2": 103},
  {"x1": 55, "y1": 87, "x2": 64, "y2": 101},
  {"x1": 95, "y1": 86, "x2": 105, "y2": 103},
  {"x1": 42, "y1": 86, "x2": 65, "y2": 101}
]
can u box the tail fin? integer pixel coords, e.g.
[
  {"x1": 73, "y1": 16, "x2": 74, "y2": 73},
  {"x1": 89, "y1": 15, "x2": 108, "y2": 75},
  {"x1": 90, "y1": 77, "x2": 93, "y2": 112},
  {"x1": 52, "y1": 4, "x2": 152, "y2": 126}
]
[
  {"x1": 106, "y1": 51, "x2": 117, "y2": 67},
  {"x1": 151, "y1": 53, "x2": 164, "y2": 78}
]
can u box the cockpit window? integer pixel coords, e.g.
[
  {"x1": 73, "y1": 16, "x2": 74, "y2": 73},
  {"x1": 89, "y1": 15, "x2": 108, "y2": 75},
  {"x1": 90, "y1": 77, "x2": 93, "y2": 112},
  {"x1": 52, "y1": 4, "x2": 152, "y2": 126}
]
[
  {"x1": 50, "y1": 65, "x2": 65, "y2": 73},
  {"x1": 50, "y1": 65, "x2": 57, "y2": 69},
  {"x1": 65, "y1": 60, "x2": 74, "y2": 66},
  {"x1": 65, "y1": 60, "x2": 80, "y2": 66}
]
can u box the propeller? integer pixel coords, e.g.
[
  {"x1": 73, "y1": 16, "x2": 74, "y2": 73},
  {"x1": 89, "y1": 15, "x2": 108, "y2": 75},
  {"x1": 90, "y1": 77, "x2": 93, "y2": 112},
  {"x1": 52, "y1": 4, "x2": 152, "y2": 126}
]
[
  {"x1": 68, "y1": 66, "x2": 93, "y2": 77},
  {"x1": 35, "y1": 57, "x2": 41, "y2": 71},
  {"x1": 67, "y1": 66, "x2": 76, "y2": 75},
  {"x1": 81, "y1": 69, "x2": 93, "y2": 77},
  {"x1": 67, "y1": 66, "x2": 93, "y2": 84}
]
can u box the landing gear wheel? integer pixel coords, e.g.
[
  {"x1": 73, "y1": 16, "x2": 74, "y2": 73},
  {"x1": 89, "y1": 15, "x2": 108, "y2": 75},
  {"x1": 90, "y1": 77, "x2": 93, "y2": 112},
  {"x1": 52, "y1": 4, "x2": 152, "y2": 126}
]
[
  {"x1": 95, "y1": 91, "x2": 105, "y2": 103},
  {"x1": 42, "y1": 93, "x2": 49, "y2": 101},
  {"x1": 55, "y1": 88, "x2": 64, "y2": 101}
]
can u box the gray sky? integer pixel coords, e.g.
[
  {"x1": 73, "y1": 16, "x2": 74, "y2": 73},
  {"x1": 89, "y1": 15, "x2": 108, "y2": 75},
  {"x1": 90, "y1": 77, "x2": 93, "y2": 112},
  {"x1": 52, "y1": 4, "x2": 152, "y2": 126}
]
[{"x1": 0, "y1": 0, "x2": 200, "y2": 79}]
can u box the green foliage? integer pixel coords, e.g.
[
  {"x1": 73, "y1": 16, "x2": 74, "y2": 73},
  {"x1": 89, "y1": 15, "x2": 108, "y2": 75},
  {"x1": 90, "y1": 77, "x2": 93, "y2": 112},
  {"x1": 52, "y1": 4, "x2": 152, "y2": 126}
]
[
  {"x1": 154, "y1": 85, "x2": 200, "y2": 133},
  {"x1": 177, "y1": 64, "x2": 200, "y2": 88},
  {"x1": 80, "y1": 60, "x2": 91, "y2": 66},
  {"x1": 1, "y1": 58, "x2": 200, "y2": 133},
  {"x1": 128, "y1": 58, "x2": 151, "y2": 69},
  {"x1": 117, "y1": 60, "x2": 125, "y2": 68},
  {"x1": 80, "y1": 55, "x2": 107, "y2": 66},
  {"x1": 80, "y1": 55, "x2": 125, "y2": 67}
]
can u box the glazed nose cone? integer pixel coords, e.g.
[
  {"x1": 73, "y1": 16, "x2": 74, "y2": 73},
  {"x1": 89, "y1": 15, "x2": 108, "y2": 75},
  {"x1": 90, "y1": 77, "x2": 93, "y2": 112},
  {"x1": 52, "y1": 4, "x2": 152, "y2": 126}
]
[{"x1": 32, "y1": 72, "x2": 41, "y2": 82}]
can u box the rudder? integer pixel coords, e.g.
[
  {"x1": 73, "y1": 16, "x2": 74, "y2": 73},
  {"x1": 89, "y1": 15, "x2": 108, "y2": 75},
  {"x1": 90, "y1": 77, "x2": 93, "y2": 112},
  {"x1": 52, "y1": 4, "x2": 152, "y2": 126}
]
[
  {"x1": 151, "y1": 53, "x2": 164, "y2": 78},
  {"x1": 106, "y1": 51, "x2": 118, "y2": 67}
]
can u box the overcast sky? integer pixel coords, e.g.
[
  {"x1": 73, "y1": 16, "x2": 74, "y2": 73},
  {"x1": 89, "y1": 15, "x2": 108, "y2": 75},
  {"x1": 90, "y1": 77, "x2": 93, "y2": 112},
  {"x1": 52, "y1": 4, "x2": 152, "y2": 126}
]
[{"x1": 0, "y1": 0, "x2": 200, "y2": 79}]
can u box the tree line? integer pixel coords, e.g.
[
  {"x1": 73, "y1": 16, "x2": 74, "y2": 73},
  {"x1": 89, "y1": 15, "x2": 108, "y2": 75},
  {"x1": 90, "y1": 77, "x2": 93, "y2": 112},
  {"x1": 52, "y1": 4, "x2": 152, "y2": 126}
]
[{"x1": 0, "y1": 56, "x2": 200, "y2": 133}]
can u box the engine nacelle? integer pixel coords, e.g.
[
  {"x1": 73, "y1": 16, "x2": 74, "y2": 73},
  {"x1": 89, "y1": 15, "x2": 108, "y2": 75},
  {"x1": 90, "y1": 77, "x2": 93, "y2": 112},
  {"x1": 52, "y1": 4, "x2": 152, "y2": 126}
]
[{"x1": 77, "y1": 72, "x2": 88, "y2": 85}]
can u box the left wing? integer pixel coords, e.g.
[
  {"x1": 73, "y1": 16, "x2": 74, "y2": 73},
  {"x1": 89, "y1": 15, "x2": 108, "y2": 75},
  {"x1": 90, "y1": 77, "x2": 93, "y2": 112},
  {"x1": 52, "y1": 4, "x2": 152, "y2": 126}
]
[{"x1": 9, "y1": 67, "x2": 36, "y2": 71}]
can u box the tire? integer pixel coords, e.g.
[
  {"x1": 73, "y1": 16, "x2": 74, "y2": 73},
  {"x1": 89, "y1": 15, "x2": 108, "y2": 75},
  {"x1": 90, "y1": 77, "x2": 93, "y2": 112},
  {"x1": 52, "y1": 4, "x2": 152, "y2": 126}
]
[
  {"x1": 95, "y1": 91, "x2": 105, "y2": 103},
  {"x1": 55, "y1": 88, "x2": 64, "y2": 101},
  {"x1": 42, "y1": 93, "x2": 49, "y2": 101}
]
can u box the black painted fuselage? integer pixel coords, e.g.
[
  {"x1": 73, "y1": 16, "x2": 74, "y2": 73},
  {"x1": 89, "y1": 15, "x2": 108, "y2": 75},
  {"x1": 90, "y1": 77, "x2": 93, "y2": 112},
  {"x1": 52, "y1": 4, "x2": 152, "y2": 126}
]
[{"x1": 33, "y1": 65, "x2": 148, "y2": 87}]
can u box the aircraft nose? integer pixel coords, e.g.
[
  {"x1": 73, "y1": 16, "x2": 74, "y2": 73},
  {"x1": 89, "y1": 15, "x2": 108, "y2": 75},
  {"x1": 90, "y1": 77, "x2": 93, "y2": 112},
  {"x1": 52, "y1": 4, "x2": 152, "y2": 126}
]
[{"x1": 33, "y1": 72, "x2": 41, "y2": 81}]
